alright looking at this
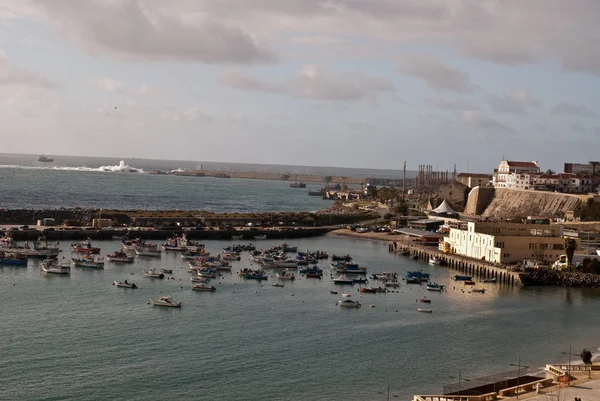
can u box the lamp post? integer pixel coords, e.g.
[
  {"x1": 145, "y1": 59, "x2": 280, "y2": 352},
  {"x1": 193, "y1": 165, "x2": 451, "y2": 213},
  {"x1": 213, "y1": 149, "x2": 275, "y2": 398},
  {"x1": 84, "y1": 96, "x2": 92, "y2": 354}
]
[
  {"x1": 448, "y1": 369, "x2": 471, "y2": 398},
  {"x1": 376, "y1": 384, "x2": 399, "y2": 401},
  {"x1": 561, "y1": 345, "x2": 578, "y2": 386},
  {"x1": 509, "y1": 358, "x2": 530, "y2": 399}
]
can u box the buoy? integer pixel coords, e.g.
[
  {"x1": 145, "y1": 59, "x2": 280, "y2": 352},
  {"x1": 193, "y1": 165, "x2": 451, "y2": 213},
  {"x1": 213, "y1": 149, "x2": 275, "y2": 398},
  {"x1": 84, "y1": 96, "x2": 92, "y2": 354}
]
[
  {"x1": 290, "y1": 293, "x2": 294, "y2": 296},
  {"x1": 370, "y1": 304, "x2": 375, "y2": 308}
]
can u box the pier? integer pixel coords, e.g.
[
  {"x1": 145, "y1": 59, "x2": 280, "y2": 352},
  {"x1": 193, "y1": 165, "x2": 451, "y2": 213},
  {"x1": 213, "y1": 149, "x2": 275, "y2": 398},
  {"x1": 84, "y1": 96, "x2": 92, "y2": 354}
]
[{"x1": 389, "y1": 239, "x2": 521, "y2": 286}]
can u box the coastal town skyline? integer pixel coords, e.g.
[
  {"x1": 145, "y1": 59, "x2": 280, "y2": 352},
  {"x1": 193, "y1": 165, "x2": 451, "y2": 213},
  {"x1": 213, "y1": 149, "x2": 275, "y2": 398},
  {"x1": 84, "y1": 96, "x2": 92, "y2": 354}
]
[{"x1": 1, "y1": 1, "x2": 599, "y2": 171}]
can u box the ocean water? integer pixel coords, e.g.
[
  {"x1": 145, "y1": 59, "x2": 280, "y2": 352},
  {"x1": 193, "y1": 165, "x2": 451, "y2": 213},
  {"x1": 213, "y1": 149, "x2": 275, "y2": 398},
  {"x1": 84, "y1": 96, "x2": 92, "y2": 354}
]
[{"x1": 1, "y1": 236, "x2": 599, "y2": 400}]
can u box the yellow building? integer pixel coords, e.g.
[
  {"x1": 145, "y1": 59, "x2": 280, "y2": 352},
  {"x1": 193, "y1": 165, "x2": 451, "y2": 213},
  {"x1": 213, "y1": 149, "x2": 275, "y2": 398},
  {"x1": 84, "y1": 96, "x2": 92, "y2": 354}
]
[{"x1": 441, "y1": 221, "x2": 579, "y2": 264}]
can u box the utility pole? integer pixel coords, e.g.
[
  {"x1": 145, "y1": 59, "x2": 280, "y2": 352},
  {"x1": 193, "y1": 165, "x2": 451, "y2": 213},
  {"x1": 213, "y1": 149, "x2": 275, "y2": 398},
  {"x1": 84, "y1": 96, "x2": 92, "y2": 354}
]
[
  {"x1": 403, "y1": 161, "x2": 406, "y2": 200},
  {"x1": 562, "y1": 345, "x2": 578, "y2": 386},
  {"x1": 509, "y1": 357, "x2": 530, "y2": 399}
]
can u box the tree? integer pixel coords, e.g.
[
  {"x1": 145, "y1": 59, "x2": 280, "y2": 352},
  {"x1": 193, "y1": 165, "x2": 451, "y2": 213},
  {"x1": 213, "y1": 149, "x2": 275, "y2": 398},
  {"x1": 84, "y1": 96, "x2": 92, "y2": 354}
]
[
  {"x1": 323, "y1": 176, "x2": 333, "y2": 185},
  {"x1": 580, "y1": 348, "x2": 593, "y2": 378},
  {"x1": 366, "y1": 185, "x2": 378, "y2": 198},
  {"x1": 563, "y1": 238, "x2": 578, "y2": 271},
  {"x1": 545, "y1": 169, "x2": 556, "y2": 175}
]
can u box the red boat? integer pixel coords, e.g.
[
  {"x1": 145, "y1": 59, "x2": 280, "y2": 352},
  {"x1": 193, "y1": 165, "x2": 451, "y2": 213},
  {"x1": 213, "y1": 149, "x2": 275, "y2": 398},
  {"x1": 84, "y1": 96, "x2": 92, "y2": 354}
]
[
  {"x1": 419, "y1": 299, "x2": 431, "y2": 303},
  {"x1": 464, "y1": 281, "x2": 476, "y2": 285},
  {"x1": 306, "y1": 272, "x2": 322, "y2": 278},
  {"x1": 360, "y1": 287, "x2": 377, "y2": 293},
  {"x1": 71, "y1": 240, "x2": 100, "y2": 254}
]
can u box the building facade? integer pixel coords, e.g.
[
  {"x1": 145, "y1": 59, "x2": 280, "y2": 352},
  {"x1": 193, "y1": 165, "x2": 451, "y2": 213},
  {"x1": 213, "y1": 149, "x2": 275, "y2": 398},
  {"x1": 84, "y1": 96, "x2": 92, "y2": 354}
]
[
  {"x1": 534, "y1": 174, "x2": 594, "y2": 194},
  {"x1": 456, "y1": 173, "x2": 492, "y2": 188},
  {"x1": 493, "y1": 160, "x2": 540, "y2": 187},
  {"x1": 564, "y1": 162, "x2": 599, "y2": 175},
  {"x1": 440, "y1": 221, "x2": 578, "y2": 264}
]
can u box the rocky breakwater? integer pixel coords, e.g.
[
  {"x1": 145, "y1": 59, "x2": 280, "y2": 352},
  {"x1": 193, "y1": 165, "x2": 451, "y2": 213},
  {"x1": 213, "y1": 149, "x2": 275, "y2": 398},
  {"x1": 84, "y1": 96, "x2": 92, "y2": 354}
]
[
  {"x1": 0, "y1": 208, "x2": 98, "y2": 226},
  {"x1": 520, "y1": 268, "x2": 600, "y2": 288},
  {"x1": 169, "y1": 169, "x2": 366, "y2": 184}
]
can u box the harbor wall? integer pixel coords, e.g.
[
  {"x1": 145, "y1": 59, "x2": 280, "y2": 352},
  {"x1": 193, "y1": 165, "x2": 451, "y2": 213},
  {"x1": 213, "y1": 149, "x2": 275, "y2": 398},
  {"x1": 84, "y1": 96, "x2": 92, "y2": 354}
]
[{"x1": 465, "y1": 187, "x2": 583, "y2": 219}]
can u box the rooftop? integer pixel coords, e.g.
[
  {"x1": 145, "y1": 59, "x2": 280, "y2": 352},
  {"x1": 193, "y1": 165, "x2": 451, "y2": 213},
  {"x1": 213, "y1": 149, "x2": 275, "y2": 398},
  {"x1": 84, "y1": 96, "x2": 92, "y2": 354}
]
[
  {"x1": 457, "y1": 173, "x2": 492, "y2": 178},
  {"x1": 393, "y1": 228, "x2": 444, "y2": 238},
  {"x1": 507, "y1": 161, "x2": 539, "y2": 168}
]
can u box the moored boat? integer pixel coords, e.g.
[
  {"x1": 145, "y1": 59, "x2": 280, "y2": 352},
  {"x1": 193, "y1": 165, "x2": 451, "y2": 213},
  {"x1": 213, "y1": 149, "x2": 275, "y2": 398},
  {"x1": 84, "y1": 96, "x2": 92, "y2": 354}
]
[
  {"x1": 464, "y1": 281, "x2": 476, "y2": 285},
  {"x1": 471, "y1": 288, "x2": 485, "y2": 293},
  {"x1": 417, "y1": 308, "x2": 432, "y2": 313},
  {"x1": 40, "y1": 258, "x2": 70, "y2": 274},
  {"x1": 231, "y1": 235, "x2": 244, "y2": 240},
  {"x1": 190, "y1": 276, "x2": 210, "y2": 283},
  {"x1": 0, "y1": 251, "x2": 28, "y2": 266},
  {"x1": 192, "y1": 284, "x2": 216, "y2": 292},
  {"x1": 331, "y1": 254, "x2": 352, "y2": 262},
  {"x1": 272, "y1": 283, "x2": 284, "y2": 288},
  {"x1": 426, "y1": 283, "x2": 444, "y2": 291},
  {"x1": 72, "y1": 256, "x2": 104, "y2": 269},
  {"x1": 338, "y1": 299, "x2": 361, "y2": 308},
  {"x1": 419, "y1": 299, "x2": 431, "y2": 303},
  {"x1": 161, "y1": 269, "x2": 173, "y2": 274},
  {"x1": 428, "y1": 257, "x2": 442, "y2": 265},
  {"x1": 453, "y1": 275, "x2": 473, "y2": 281},
  {"x1": 359, "y1": 287, "x2": 378, "y2": 293},
  {"x1": 135, "y1": 247, "x2": 162, "y2": 257},
  {"x1": 113, "y1": 280, "x2": 137, "y2": 289},
  {"x1": 333, "y1": 275, "x2": 355, "y2": 285},
  {"x1": 71, "y1": 240, "x2": 100, "y2": 254},
  {"x1": 482, "y1": 278, "x2": 497, "y2": 283},
  {"x1": 143, "y1": 268, "x2": 165, "y2": 279},
  {"x1": 253, "y1": 235, "x2": 267, "y2": 240},
  {"x1": 149, "y1": 295, "x2": 182, "y2": 307},
  {"x1": 106, "y1": 251, "x2": 135, "y2": 263},
  {"x1": 276, "y1": 271, "x2": 295, "y2": 280}
]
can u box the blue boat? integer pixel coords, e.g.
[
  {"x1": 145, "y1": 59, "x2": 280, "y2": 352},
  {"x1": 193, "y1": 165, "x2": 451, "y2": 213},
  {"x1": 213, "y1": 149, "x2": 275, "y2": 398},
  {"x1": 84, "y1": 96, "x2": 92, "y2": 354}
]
[
  {"x1": 407, "y1": 271, "x2": 430, "y2": 280},
  {"x1": 0, "y1": 253, "x2": 27, "y2": 266},
  {"x1": 299, "y1": 266, "x2": 322, "y2": 275},
  {"x1": 453, "y1": 275, "x2": 473, "y2": 281}
]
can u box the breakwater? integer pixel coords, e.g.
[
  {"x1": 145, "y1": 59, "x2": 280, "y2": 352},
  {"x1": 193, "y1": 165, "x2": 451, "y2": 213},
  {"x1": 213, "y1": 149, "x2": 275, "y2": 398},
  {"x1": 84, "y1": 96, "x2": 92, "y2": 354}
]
[
  {"x1": 0, "y1": 208, "x2": 373, "y2": 227},
  {"x1": 167, "y1": 169, "x2": 367, "y2": 184},
  {"x1": 519, "y1": 269, "x2": 600, "y2": 288}
]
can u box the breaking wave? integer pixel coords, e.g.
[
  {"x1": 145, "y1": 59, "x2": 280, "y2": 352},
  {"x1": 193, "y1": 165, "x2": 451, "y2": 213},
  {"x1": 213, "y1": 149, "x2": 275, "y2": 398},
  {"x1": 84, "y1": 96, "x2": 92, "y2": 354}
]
[{"x1": 0, "y1": 160, "x2": 144, "y2": 173}]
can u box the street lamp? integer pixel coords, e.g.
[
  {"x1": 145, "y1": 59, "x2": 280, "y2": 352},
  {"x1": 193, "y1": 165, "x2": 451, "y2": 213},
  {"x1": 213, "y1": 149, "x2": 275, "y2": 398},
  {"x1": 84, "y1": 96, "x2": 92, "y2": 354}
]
[
  {"x1": 561, "y1": 345, "x2": 579, "y2": 386},
  {"x1": 509, "y1": 358, "x2": 530, "y2": 399},
  {"x1": 376, "y1": 384, "x2": 399, "y2": 400},
  {"x1": 448, "y1": 369, "x2": 471, "y2": 398}
]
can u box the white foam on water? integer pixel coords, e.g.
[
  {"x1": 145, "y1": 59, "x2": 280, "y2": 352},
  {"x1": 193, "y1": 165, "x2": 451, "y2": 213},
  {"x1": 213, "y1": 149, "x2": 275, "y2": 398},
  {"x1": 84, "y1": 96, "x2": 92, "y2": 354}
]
[{"x1": 0, "y1": 160, "x2": 144, "y2": 173}]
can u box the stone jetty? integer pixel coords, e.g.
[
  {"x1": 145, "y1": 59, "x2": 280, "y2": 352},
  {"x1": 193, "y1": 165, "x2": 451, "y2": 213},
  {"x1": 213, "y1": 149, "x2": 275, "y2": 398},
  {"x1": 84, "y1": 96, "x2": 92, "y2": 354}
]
[{"x1": 519, "y1": 268, "x2": 600, "y2": 288}]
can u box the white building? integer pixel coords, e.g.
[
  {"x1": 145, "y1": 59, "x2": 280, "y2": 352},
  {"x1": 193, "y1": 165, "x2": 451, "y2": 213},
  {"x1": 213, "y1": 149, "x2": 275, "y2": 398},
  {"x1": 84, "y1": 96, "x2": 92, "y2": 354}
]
[
  {"x1": 493, "y1": 160, "x2": 540, "y2": 188},
  {"x1": 534, "y1": 173, "x2": 594, "y2": 194}
]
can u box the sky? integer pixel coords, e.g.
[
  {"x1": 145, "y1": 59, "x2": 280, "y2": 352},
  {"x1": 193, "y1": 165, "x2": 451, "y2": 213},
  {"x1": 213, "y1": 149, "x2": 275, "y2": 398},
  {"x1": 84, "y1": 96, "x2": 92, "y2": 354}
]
[{"x1": 1, "y1": 0, "x2": 599, "y2": 173}]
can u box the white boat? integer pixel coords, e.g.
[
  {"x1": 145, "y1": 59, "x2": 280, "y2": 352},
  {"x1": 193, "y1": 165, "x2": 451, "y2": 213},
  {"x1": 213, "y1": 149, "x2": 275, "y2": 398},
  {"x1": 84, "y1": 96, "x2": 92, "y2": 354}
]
[
  {"x1": 231, "y1": 235, "x2": 244, "y2": 240},
  {"x1": 143, "y1": 268, "x2": 165, "y2": 279},
  {"x1": 272, "y1": 283, "x2": 284, "y2": 287},
  {"x1": 135, "y1": 248, "x2": 162, "y2": 257},
  {"x1": 428, "y1": 257, "x2": 442, "y2": 265},
  {"x1": 191, "y1": 284, "x2": 216, "y2": 292},
  {"x1": 482, "y1": 278, "x2": 497, "y2": 283},
  {"x1": 41, "y1": 258, "x2": 70, "y2": 275},
  {"x1": 106, "y1": 251, "x2": 135, "y2": 263},
  {"x1": 274, "y1": 260, "x2": 297, "y2": 268},
  {"x1": 72, "y1": 256, "x2": 104, "y2": 269},
  {"x1": 276, "y1": 271, "x2": 295, "y2": 280},
  {"x1": 418, "y1": 308, "x2": 433, "y2": 313},
  {"x1": 384, "y1": 280, "x2": 400, "y2": 288},
  {"x1": 338, "y1": 299, "x2": 361, "y2": 308},
  {"x1": 149, "y1": 295, "x2": 182, "y2": 308},
  {"x1": 254, "y1": 235, "x2": 267, "y2": 240},
  {"x1": 190, "y1": 276, "x2": 210, "y2": 283},
  {"x1": 342, "y1": 293, "x2": 352, "y2": 297},
  {"x1": 113, "y1": 280, "x2": 137, "y2": 289}
]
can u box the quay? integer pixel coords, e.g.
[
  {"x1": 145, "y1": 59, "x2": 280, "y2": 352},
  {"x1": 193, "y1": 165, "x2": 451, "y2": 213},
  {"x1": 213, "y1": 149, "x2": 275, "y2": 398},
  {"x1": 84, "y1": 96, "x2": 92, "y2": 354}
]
[{"x1": 391, "y1": 239, "x2": 521, "y2": 286}]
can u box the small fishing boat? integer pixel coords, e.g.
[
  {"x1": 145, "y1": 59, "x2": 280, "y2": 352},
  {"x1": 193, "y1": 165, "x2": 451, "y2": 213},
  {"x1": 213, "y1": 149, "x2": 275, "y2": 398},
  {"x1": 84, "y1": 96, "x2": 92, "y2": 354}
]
[
  {"x1": 0, "y1": 252, "x2": 27, "y2": 266},
  {"x1": 342, "y1": 293, "x2": 352, "y2": 297},
  {"x1": 198, "y1": 269, "x2": 217, "y2": 278},
  {"x1": 113, "y1": 280, "x2": 137, "y2": 289},
  {"x1": 419, "y1": 299, "x2": 431, "y2": 303},
  {"x1": 471, "y1": 288, "x2": 485, "y2": 293},
  {"x1": 72, "y1": 256, "x2": 104, "y2": 269},
  {"x1": 464, "y1": 281, "x2": 476, "y2": 286},
  {"x1": 426, "y1": 283, "x2": 444, "y2": 291},
  {"x1": 272, "y1": 283, "x2": 284, "y2": 288},
  {"x1": 482, "y1": 278, "x2": 497, "y2": 283},
  {"x1": 428, "y1": 257, "x2": 442, "y2": 265},
  {"x1": 135, "y1": 248, "x2": 162, "y2": 257},
  {"x1": 418, "y1": 308, "x2": 432, "y2": 313},
  {"x1": 338, "y1": 299, "x2": 361, "y2": 308},
  {"x1": 406, "y1": 276, "x2": 421, "y2": 284},
  {"x1": 71, "y1": 240, "x2": 100, "y2": 254},
  {"x1": 384, "y1": 280, "x2": 400, "y2": 288},
  {"x1": 305, "y1": 272, "x2": 323, "y2": 278},
  {"x1": 143, "y1": 268, "x2": 165, "y2": 279},
  {"x1": 331, "y1": 254, "x2": 352, "y2": 262},
  {"x1": 253, "y1": 235, "x2": 267, "y2": 240},
  {"x1": 106, "y1": 250, "x2": 135, "y2": 263},
  {"x1": 330, "y1": 291, "x2": 338, "y2": 294},
  {"x1": 276, "y1": 271, "x2": 295, "y2": 280},
  {"x1": 453, "y1": 275, "x2": 473, "y2": 281},
  {"x1": 40, "y1": 258, "x2": 70, "y2": 274},
  {"x1": 190, "y1": 276, "x2": 210, "y2": 283},
  {"x1": 333, "y1": 275, "x2": 355, "y2": 285},
  {"x1": 352, "y1": 277, "x2": 369, "y2": 284},
  {"x1": 149, "y1": 295, "x2": 182, "y2": 307},
  {"x1": 359, "y1": 287, "x2": 377, "y2": 293},
  {"x1": 334, "y1": 264, "x2": 367, "y2": 274},
  {"x1": 192, "y1": 284, "x2": 216, "y2": 292},
  {"x1": 161, "y1": 269, "x2": 173, "y2": 274}
]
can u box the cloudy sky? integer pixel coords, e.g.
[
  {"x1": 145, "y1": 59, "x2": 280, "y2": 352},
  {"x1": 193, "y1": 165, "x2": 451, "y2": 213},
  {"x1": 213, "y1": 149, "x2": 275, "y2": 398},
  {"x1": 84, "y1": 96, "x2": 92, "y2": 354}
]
[{"x1": 1, "y1": 0, "x2": 599, "y2": 172}]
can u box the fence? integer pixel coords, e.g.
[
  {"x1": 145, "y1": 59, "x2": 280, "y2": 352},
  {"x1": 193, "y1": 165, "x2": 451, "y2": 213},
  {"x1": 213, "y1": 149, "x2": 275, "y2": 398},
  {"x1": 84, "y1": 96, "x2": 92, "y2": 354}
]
[{"x1": 442, "y1": 367, "x2": 539, "y2": 395}]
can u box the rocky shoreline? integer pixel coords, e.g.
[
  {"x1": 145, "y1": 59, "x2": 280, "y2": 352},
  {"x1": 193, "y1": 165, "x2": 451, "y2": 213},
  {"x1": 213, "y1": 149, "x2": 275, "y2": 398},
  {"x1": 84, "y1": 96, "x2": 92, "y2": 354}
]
[{"x1": 520, "y1": 269, "x2": 600, "y2": 288}]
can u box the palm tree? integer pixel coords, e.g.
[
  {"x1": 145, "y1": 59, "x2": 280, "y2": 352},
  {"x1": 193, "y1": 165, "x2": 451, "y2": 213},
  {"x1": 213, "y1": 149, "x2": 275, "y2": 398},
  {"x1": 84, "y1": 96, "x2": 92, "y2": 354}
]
[
  {"x1": 580, "y1": 348, "x2": 593, "y2": 378},
  {"x1": 563, "y1": 238, "x2": 578, "y2": 271}
]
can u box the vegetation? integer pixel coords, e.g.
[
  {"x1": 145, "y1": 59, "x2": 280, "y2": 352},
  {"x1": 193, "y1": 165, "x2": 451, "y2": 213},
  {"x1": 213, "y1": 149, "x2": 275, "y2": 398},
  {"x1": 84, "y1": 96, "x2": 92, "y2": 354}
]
[
  {"x1": 563, "y1": 238, "x2": 578, "y2": 271},
  {"x1": 580, "y1": 348, "x2": 593, "y2": 378},
  {"x1": 545, "y1": 169, "x2": 556, "y2": 175}
]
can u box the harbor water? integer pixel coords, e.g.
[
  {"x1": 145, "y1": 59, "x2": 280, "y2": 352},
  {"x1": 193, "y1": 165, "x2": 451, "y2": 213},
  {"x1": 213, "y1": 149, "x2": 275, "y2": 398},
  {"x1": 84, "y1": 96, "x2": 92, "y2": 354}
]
[{"x1": 1, "y1": 236, "x2": 600, "y2": 400}]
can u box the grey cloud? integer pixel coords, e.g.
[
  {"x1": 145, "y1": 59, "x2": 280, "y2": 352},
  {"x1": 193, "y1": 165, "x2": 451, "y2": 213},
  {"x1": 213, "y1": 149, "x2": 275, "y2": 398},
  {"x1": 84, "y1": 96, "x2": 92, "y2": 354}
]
[
  {"x1": 551, "y1": 102, "x2": 596, "y2": 118},
  {"x1": 399, "y1": 58, "x2": 474, "y2": 93},
  {"x1": 572, "y1": 121, "x2": 587, "y2": 134},
  {"x1": 219, "y1": 65, "x2": 394, "y2": 101},
  {"x1": 488, "y1": 95, "x2": 526, "y2": 115},
  {"x1": 426, "y1": 96, "x2": 477, "y2": 110},
  {"x1": 461, "y1": 110, "x2": 516, "y2": 134},
  {"x1": 0, "y1": 50, "x2": 56, "y2": 88},
  {"x1": 32, "y1": 0, "x2": 274, "y2": 64},
  {"x1": 92, "y1": 77, "x2": 126, "y2": 93},
  {"x1": 219, "y1": 72, "x2": 283, "y2": 93}
]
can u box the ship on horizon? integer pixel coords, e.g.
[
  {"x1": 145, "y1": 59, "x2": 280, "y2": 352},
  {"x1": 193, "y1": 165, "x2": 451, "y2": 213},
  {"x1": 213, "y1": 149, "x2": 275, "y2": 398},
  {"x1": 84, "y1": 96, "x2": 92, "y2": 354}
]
[{"x1": 38, "y1": 155, "x2": 54, "y2": 163}]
